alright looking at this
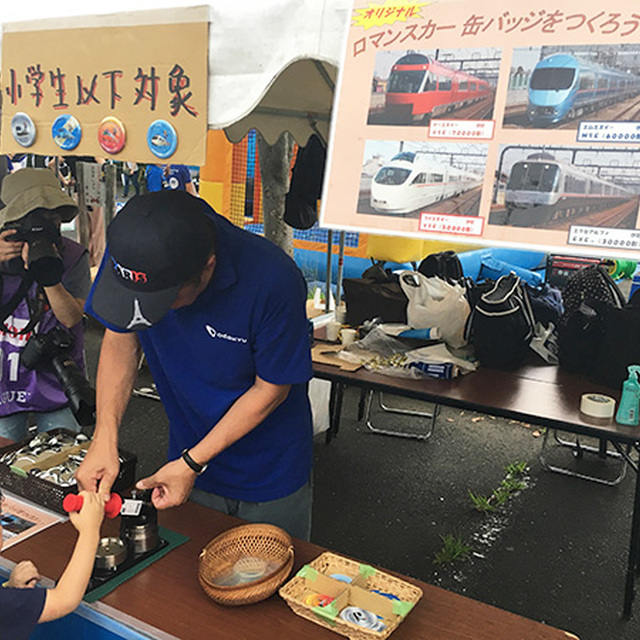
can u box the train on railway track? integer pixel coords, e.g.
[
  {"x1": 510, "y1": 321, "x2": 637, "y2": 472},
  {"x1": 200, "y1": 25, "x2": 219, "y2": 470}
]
[
  {"x1": 384, "y1": 53, "x2": 493, "y2": 123},
  {"x1": 370, "y1": 151, "x2": 483, "y2": 214},
  {"x1": 527, "y1": 54, "x2": 640, "y2": 126},
  {"x1": 505, "y1": 153, "x2": 635, "y2": 226}
]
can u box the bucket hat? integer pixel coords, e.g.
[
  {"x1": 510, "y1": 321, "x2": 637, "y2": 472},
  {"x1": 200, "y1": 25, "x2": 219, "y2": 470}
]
[{"x1": 0, "y1": 168, "x2": 78, "y2": 224}]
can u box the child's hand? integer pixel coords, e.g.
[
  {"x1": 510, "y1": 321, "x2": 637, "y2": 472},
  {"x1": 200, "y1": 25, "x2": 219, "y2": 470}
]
[
  {"x1": 68, "y1": 491, "x2": 105, "y2": 536},
  {"x1": 7, "y1": 560, "x2": 40, "y2": 588}
]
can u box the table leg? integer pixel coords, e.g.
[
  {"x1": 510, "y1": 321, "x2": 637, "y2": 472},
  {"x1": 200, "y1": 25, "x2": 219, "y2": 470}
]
[
  {"x1": 335, "y1": 384, "x2": 344, "y2": 438},
  {"x1": 598, "y1": 438, "x2": 607, "y2": 459},
  {"x1": 623, "y1": 458, "x2": 640, "y2": 617},
  {"x1": 357, "y1": 388, "x2": 367, "y2": 421},
  {"x1": 325, "y1": 382, "x2": 345, "y2": 445}
]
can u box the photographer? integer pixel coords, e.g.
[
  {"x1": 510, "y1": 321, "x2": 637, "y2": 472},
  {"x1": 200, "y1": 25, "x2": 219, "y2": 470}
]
[{"x1": 0, "y1": 169, "x2": 91, "y2": 441}]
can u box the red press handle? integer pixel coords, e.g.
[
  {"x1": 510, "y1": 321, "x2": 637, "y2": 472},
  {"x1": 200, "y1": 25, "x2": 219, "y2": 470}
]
[{"x1": 63, "y1": 492, "x2": 123, "y2": 519}]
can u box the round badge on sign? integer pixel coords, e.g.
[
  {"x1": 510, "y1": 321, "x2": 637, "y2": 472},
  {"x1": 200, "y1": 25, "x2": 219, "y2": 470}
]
[
  {"x1": 51, "y1": 114, "x2": 82, "y2": 151},
  {"x1": 147, "y1": 120, "x2": 177, "y2": 159},
  {"x1": 11, "y1": 113, "x2": 36, "y2": 147},
  {"x1": 98, "y1": 117, "x2": 126, "y2": 154}
]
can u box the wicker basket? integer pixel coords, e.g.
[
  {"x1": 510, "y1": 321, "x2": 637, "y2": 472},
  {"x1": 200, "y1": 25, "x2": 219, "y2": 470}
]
[
  {"x1": 198, "y1": 523, "x2": 294, "y2": 606},
  {"x1": 279, "y1": 552, "x2": 423, "y2": 639}
]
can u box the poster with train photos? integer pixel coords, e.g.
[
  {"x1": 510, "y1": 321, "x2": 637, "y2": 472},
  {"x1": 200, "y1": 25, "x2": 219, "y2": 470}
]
[{"x1": 320, "y1": 0, "x2": 640, "y2": 258}]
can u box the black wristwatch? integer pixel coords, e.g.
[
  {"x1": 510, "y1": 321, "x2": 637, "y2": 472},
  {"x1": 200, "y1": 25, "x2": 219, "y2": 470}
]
[{"x1": 181, "y1": 449, "x2": 208, "y2": 475}]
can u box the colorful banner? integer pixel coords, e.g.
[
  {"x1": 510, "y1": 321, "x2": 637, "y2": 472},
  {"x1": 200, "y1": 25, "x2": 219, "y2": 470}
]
[
  {"x1": 321, "y1": 0, "x2": 640, "y2": 258},
  {"x1": 0, "y1": 7, "x2": 208, "y2": 165}
]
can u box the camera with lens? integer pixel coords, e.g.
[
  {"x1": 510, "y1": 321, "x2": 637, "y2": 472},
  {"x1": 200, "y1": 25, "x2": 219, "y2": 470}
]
[
  {"x1": 1, "y1": 208, "x2": 64, "y2": 286},
  {"x1": 20, "y1": 327, "x2": 96, "y2": 426}
]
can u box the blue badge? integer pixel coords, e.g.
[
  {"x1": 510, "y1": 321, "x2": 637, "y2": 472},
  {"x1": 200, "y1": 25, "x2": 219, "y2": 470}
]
[
  {"x1": 147, "y1": 120, "x2": 178, "y2": 159},
  {"x1": 52, "y1": 114, "x2": 82, "y2": 151},
  {"x1": 371, "y1": 589, "x2": 401, "y2": 601},
  {"x1": 11, "y1": 113, "x2": 36, "y2": 147}
]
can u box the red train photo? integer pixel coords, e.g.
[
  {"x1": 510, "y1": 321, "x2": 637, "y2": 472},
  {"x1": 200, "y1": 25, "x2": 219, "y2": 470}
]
[{"x1": 368, "y1": 49, "x2": 499, "y2": 126}]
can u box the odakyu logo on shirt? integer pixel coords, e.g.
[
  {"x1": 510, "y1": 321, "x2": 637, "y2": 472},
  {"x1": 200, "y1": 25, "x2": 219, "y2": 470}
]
[
  {"x1": 111, "y1": 256, "x2": 148, "y2": 285},
  {"x1": 205, "y1": 325, "x2": 248, "y2": 344},
  {"x1": 0, "y1": 317, "x2": 38, "y2": 347}
]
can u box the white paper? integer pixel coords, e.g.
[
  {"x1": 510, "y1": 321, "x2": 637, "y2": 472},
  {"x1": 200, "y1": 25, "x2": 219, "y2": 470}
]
[{"x1": 1, "y1": 491, "x2": 66, "y2": 550}]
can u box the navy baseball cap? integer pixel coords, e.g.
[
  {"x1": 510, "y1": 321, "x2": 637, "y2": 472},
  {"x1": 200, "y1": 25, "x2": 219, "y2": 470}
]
[{"x1": 91, "y1": 191, "x2": 215, "y2": 331}]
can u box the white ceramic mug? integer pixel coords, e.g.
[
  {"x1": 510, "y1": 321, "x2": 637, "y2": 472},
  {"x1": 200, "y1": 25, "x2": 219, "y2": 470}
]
[
  {"x1": 326, "y1": 321, "x2": 341, "y2": 342},
  {"x1": 341, "y1": 328, "x2": 357, "y2": 347}
]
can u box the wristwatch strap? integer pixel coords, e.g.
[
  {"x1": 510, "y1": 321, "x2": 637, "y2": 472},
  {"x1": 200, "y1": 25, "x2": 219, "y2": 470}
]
[{"x1": 181, "y1": 449, "x2": 208, "y2": 475}]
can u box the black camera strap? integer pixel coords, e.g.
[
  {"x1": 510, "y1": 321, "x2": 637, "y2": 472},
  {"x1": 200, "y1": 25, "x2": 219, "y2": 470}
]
[{"x1": 0, "y1": 273, "x2": 46, "y2": 336}]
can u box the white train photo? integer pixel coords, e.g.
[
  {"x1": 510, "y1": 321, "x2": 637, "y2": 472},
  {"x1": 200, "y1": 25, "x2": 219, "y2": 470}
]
[{"x1": 369, "y1": 150, "x2": 483, "y2": 214}]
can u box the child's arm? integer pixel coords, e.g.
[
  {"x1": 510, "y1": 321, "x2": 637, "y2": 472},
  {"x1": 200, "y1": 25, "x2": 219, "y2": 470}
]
[
  {"x1": 6, "y1": 560, "x2": 40, "y2": 588},
  {"x1": 38, "y1": 491, "x2": 105, "y2": 622}
]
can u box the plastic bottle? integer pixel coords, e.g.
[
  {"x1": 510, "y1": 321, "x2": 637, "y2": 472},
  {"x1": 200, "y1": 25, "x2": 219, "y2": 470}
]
[{"x1": 615, "y1": 365, "x2": 640, "y2": 426}]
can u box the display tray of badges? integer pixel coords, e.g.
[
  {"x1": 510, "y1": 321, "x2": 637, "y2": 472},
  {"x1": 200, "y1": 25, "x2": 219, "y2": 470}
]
[
  {"x1": 280, "y1": 551, "x2": 423, "y2": 640},
  {"x1": 0, "y1": 428, "x2": 136, "y2": 514}
]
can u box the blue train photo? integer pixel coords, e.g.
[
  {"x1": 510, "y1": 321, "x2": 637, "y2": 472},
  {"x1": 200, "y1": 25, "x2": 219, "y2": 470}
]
[
  {"x1": 527, "y1": 54, "x2": 640, "y2": 126},
  {"x1": 503, "y1": 45, "x2": 640, "y2": 129}
]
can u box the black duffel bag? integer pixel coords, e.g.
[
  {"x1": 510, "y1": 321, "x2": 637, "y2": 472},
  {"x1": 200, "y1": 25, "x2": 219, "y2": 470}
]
[
  {"x1": 557, "y1": 264, "x2": 628, "y2": 386},
  {"x1": 417, "y1": 250, "x2": 464, "y2": 283},
  {"x1": 465, "y1": 273, "x2": 535, "y2": 370},
  {"x1": 590, "y1": 292, "x2": 640, "y2": 389},
  {"x1": 342, "y1": 261, "x2": 408, "y2": 326}
]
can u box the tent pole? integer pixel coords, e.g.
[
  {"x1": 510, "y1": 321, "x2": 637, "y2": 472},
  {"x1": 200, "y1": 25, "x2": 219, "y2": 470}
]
[
  {"x1": 336, "y1": 231, "x2": 345, "y2": 311},
  {"x1": 325, "y1": 230, "x2": 333, "y2": 313}
]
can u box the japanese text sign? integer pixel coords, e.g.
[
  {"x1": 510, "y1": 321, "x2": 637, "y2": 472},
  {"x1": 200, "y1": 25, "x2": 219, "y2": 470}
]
[{"x1": 1, "y1": 7, "x2": 208, "y2": 165}]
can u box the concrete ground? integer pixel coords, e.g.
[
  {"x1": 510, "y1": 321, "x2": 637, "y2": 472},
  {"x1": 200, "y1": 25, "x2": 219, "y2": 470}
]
[{"x1": 84, "y1": 319, "x2": 640, "y2": 640}]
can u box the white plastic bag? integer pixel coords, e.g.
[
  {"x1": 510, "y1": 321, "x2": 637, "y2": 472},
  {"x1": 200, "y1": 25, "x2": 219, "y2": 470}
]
[
  {"x1": 308, "y1": 378, "x2": 331, "y2": 436},
  {"x1": 399, "y1": 272, "x2": 470, "y2": 349}
]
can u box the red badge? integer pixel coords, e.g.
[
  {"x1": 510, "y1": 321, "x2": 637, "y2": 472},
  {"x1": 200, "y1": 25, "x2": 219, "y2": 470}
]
[{"x1": 98, "y1": 117, "x2": 126, "y2": 154}]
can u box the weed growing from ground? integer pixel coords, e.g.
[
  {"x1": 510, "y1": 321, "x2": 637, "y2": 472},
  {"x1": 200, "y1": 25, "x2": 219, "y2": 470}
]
[
  {"x1": 468, "y1": 461, "x2": 529, "y2": 514},
  {"x1": 434, "y1": 532, "x2": 472, "y2": 564}
]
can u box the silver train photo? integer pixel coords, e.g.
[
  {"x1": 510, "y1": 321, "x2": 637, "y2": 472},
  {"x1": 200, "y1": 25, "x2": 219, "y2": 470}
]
[
  {"x1": 370, "y1": 151, "x2": 482, "y2": 214},
  {"x1": 505, "y1": 153, "x2": 635, "y2": 226}
]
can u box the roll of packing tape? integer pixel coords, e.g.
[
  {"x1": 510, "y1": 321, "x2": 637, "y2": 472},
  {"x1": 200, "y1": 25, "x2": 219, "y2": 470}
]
[{"x1": 580, "y1": 393, "x2": 616, "y2": 419}]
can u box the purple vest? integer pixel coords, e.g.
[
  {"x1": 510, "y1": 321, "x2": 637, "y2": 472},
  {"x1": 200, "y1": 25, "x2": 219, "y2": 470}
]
[{"x1": 0, "y1": 238, "x2": 86, "y2": 416}]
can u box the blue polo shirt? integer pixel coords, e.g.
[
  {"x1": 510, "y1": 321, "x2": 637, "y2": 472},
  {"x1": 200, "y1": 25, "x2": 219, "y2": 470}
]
[
  {"x1": 0, "y1": 585, "x2": 46, "y2": 639},
  {"x1": 87, "y1": 205, "x2": 313, "y2": 502},
  {"x1": 145, "y1": 165, "x2": 164, "y2": 192},
  {"x1": 163, "y1": 165, "x2": 192, "y2": 191}
]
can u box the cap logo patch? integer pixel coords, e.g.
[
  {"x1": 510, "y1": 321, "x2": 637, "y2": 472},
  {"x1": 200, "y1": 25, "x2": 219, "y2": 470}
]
[
  {"x1": 127, "y1": 298, "x2": 153, "y2": 330},
  {"x1": 111, "y1": 256, "x2": 148, "y2": 284}
]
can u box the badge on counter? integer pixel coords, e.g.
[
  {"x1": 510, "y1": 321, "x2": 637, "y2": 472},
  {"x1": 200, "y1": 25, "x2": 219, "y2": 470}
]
[
  {"x1": 11, "y1": 113, "x2": 36, "y2": 147},
  {"x1": 147, "y1": 119, "x2": 178, "y2": 159},
  {"x1": 339, "y1": 606, "x2": 386, "y2": 631},
  {"x1": 305, "y1": 593, "x2": 335, "y2": 608},
  {"x1": 98, "y1": 116, "x2": 126, "y2": 154},
  {"x1": 52, "y1": 114, "x2": 82, "y2": 151}
]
